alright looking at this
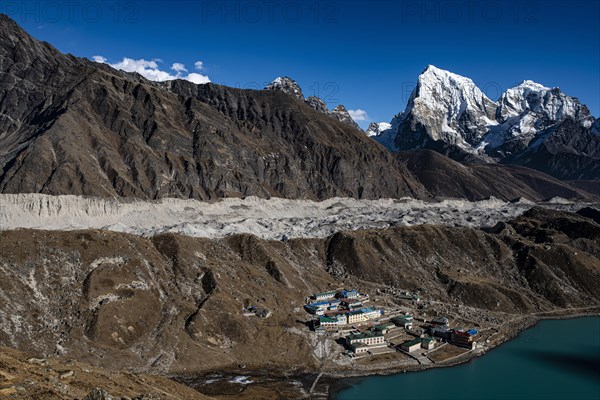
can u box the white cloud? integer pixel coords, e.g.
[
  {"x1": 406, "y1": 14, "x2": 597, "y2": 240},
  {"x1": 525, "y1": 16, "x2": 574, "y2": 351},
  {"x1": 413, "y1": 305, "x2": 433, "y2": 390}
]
[
  {"x1": 194, "y1": 61, "x2": 205, "y2": 71},
  {"x1": 171, "y1": 63, "x2": 187, "y2": 72},
  {"x1": 91, "y1": 56, "x2": 210, "y2": 84},
  {"x1": 92, "y1": 55, "x2": 107, "y2": 63},
  {"x1": 185, "y1": 73, "x2": 211, "y2": 84},
  {"x1": 348, "y1": 109, "x2": 369, "y2": 122}
]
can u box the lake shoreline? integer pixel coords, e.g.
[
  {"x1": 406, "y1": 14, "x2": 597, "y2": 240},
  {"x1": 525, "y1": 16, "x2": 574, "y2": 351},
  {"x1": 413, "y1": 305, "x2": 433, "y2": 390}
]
[
  {"x1": 172, "y1": 308, "x2": 599, "y2": 399},
  {"x1": 326, "y1": 309, "x2": 600, "y2": 399}
]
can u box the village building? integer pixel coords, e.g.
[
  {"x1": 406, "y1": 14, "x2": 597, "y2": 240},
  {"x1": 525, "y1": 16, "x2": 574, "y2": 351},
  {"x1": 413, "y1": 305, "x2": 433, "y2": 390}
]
[
  {"x1": 428, "y1": 325, "x2": 451, "y2": 340},
  {"x1": 431, "y1": 316, "x2": 449, "y2": 326},
  {"x1": 346, "y1": 331, "x2": 385, "y2": 347},
  {"x1": 318, "y1": 316, "x2": 341, "y2": 331},
  {"x1": 451, "y1": 329, "x2": 478, "y2": 348},
  {"x1": 346, "y1": 310, "x2": 367, "y2": 324},
  {"x1": 304, "y1": 299, "x2": 341, "y2": 315},
  {"x1": 337, "y1": 289, "x2": 360, "y2": 299},
  {"x1": 341, "y1": 299, "x2": 363, "y2": 310},
  {"x1": 350, "y1": 342, "x2": 369, "y2": 354},
  {"x1": 373, "y1": 322, "x2": 395, "y2": 334},
  {"x1": 400, "y1": 338, "x2": 422, "y2": 353},
  {"x1": 346, "y1": 307, "x2": 383, "y2": 324},
  {"x1": 311, "y1": 291, "x2": 338, "y2": 301},
  {"x1": 421, "y1": 337, "x2": 436, "y2": 350},
  {"x1": 391, "y1": 315, "x2": 414, "y2": 329},
  {"x1": 361, "y1": 307, "x2": 384, "y2": 320}
]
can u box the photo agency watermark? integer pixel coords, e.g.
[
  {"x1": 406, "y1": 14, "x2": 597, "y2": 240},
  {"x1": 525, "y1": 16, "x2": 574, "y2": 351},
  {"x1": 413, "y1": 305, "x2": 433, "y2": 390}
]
[
  {"x1": 399, "y1": 0, "x2": 539, "y2": 24},
  {"x1": 198, "y1": 1, "x2": 339, "y2": 24},
  {"x1": 0, "y1": 1, "x2": 140, "y2": 23}
]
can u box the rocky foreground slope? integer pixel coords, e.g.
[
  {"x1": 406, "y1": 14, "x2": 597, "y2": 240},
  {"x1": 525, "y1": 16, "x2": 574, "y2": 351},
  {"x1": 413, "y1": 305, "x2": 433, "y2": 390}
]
[
  {"x1": 0, "y1": 346, "x2": 211, "y2": 400},
  {"x1": 1, "y1": 207, "x2": 599, "y2": 385}
]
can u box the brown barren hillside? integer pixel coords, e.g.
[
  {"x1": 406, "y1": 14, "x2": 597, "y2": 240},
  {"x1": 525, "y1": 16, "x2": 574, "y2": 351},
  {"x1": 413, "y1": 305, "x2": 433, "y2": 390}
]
[
  {"x1": 0, "y1": 207, "x2": 599, "y2": 381},
  {"x1": 0, "y1": 346, "x2": 212, "y2": 400}
]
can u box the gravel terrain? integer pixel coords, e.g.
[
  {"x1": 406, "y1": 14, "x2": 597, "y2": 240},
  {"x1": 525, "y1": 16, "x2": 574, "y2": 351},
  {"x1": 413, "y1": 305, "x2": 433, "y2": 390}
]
[{"x1": 1, "y1": 194, "x2": 596, "y2": 240}]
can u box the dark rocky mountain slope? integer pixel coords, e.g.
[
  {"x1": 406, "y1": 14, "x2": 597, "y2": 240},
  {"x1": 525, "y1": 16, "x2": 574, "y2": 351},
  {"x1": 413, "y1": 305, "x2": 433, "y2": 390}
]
[
  {"x1": 398, "y1": 150, "x2": 597, "y2": 201},
  {"x1": 0, "y1": 14, "x2": 426, "y2": 200},
  {"x1": 503, "y1": 118, "x2": 600, "y2": 180}
]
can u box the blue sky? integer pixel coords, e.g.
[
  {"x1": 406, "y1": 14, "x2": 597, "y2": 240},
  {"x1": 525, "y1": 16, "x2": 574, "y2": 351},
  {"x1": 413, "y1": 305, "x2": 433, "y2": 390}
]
[{"x1": 5, "y1": 0, "x2": 599, "y2": 129}]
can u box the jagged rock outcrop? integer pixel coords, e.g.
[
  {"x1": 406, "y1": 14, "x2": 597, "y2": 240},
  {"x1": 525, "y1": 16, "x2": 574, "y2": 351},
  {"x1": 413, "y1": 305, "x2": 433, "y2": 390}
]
[
  {"x1": 305, "y1": 95, "x2": 328, "y2": 112},
  {"x1": 264, "y1": 76, "x2": 303, "y2": 100},
  {"x1": 263, "y1": 77, "x2": 362, "y2": 130},
  {"x1": 330, "y1": 105, "x2": 361, "y2": 130},
  {"x1": 0, "y1": 15, "x2": 426, "y2": 200}
]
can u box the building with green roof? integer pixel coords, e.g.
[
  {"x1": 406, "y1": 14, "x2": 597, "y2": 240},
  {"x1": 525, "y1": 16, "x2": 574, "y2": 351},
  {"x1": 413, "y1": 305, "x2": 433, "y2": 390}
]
[{"x1": 400, "y1": 338, "x2": 422, "y2": 352}]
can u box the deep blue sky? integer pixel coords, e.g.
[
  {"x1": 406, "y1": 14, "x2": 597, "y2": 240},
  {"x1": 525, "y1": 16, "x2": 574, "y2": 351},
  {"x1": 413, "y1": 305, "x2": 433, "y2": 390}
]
[{"x1": 5, "y1": 0, "x2": 599, "y2": 129}]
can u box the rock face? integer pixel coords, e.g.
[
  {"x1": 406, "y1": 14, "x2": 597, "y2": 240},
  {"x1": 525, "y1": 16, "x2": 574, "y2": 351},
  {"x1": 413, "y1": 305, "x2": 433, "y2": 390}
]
[
  {"x1": 0, "y1": 15, "x2": 425, "y2": 200},
  {"x1": 373, "y1": 65, "x2": 599, "y2": 180},
  {"x1": 365, "y1": 122, "x2": 392, "y2": 137},
  {"x1": 503, "y1": 118, "x2": 600, "y2": 180},
  {"x1": 1, "y1": 208, "x2": 599, "y2": 375}
]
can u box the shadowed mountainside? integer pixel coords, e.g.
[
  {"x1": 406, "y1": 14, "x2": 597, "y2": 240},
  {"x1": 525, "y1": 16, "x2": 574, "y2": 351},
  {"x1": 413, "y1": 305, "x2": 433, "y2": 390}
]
[
  {"x1": 0, "y1": 14, "x2": 426, "y2": 201},
  {"x1": 397, "y1": 150, "x2": 597, "y2": 201}
]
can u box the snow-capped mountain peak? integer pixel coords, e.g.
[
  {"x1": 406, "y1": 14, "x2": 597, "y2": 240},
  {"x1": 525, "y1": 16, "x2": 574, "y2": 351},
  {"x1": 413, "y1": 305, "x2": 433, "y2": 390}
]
[
  {"x1": 516, "y1": 79, "x2": 550, "y2": 91},
  {"x1": 388, "y1": 65, "x2": 498, "y2": 150},
  {"x1": 373, "y1": 66, "x2": 596, "y2": 161},
  {"x1": 414, "y1": 65, "x2": 497, "y2": 120},
  {"x1": 498, "y1": 79, "x2": 590, "y2": 125},
  {"x1": 264, "y1": 76, "x2": 304, "y2": 100}
]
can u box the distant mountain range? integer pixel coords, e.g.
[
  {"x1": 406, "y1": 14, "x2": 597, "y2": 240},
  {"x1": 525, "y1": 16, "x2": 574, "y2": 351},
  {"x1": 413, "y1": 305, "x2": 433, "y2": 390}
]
[
  {"x1": 373, "y1": 65, "x2": 600, "y2": 181},
  {"x1": 0, "y1": 14, "x2": 597, "y2": 202}
]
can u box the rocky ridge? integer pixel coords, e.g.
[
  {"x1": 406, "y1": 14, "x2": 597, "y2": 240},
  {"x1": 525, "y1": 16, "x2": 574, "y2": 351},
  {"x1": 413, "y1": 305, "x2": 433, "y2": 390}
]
[
  {"x1": 0, "y1": 14, "x2": 425, "y2": 201},
  {"x1": 264, "y1": 77, "x2": 361, "y2": 129}
]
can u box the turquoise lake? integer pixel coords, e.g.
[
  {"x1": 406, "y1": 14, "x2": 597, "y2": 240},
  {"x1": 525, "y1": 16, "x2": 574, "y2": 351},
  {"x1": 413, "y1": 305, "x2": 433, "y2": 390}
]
[{"x1": 337, "y1": 317, "x2": 600, "y2": 400}]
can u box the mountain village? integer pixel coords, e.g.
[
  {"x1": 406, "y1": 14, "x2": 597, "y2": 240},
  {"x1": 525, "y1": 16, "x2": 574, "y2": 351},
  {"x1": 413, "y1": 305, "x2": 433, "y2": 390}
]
[{"x1": 304, "y1": 288, "x2": 479, "y2": 364}]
